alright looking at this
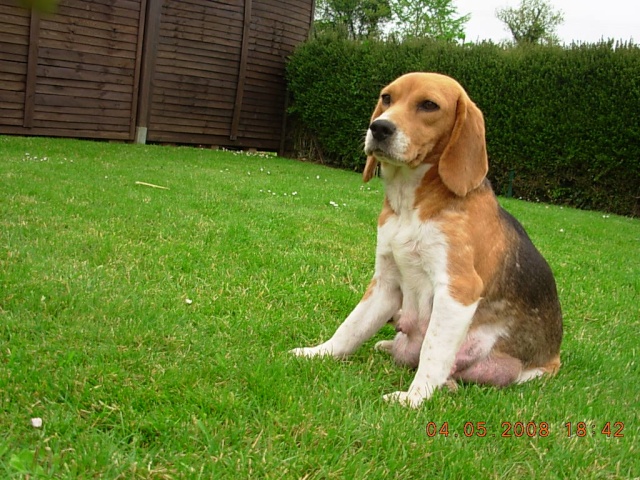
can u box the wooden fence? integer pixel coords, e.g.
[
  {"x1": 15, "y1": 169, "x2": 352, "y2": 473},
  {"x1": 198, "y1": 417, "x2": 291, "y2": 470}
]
[{"x1": 0, "y1": 0, "x2": 314, "y2": 152}]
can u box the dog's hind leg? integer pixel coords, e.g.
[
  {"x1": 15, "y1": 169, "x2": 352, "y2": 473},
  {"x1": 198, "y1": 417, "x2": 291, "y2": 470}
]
[{"x1": 451, "y1": 352, "x2": 523, "y2": 387}]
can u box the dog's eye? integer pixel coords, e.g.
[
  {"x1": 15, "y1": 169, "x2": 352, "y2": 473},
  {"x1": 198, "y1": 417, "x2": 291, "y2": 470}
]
[
  {"x1": 419, "y1": 100, "x2": 439, "y2": 112},
  {"x1": 381, "y1": 94, "x2": 391, "y2": 106}
]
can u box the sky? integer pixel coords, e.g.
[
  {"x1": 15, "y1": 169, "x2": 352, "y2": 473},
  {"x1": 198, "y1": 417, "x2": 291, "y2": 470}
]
[{"x1": 455, "y1": 0, "x2": 638, "y2": 44}]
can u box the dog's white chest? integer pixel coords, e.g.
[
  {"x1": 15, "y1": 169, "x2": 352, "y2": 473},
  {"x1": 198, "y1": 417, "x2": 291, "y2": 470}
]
[{"x1": 381, "y1": 215, "x2": 448, "y2": 286}]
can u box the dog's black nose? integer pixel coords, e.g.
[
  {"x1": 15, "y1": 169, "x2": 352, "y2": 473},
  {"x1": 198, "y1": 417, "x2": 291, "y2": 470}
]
[{"x1": 369, "y1": 119, "x2": 396, "y2": 141}]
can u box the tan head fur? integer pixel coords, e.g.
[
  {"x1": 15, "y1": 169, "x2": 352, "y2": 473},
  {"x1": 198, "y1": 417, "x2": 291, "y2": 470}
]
[{"x1": 363, "y1": 72, "x2": 488, "y2": 196}]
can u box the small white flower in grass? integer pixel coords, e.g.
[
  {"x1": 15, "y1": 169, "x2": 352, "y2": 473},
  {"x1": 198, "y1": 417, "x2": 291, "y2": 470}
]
[
  {"x1": 31, "y1": 418, "x2": 43, "y2": 428},
  {"x1": 292, "y1": 192, "x2": 298, "y2": 196},
  {"x1": 316, "y1": 175, "x2": 320, "y2": 180},
  {"x1": 559, "y1": 229, "x2": 565, "y2": 233},
  {"x1": 185, "y1": 298, "x2": 193, "y2": 305},
  {"x1": 329, "y1": 201, "x2": 339, "y2": 208}
]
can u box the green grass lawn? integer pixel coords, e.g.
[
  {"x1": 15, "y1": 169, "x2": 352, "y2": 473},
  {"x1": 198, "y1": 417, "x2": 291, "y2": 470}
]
[{"x1": 1, "y1": 135, "x2": 638, "y2": 479}]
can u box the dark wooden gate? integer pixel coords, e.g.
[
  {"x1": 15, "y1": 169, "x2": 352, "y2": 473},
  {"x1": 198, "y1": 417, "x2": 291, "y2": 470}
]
[
  {"x1": 0, "y1": 0, "x2": 146, "y2": 140},
  {"x1": 0, "y1": 0, "x2": 314, "y2": 150}
]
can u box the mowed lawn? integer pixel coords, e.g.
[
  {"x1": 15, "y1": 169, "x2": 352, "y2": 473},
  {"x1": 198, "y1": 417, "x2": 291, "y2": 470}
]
[{"x1": 1, "y1": 135, "x2": 638, "y2": 479}]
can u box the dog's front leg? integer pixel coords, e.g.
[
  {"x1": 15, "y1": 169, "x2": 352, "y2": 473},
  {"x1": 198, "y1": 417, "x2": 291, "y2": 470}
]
[
  {"x1": 291, "y1": 278, "x2": 401, "y2": 359},
  {"x1": 383, "y1": 287, "x2": 478, "y2": 408}
]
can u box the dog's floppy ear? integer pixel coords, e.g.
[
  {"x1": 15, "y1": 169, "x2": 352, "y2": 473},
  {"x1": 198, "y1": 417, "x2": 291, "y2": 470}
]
[
  {"x1": 438, "y1": 93, "x2": 488, "y2": 196},
  {"x1": 363, "y1": 155, "x2": 378, "y2": 183},
  {"x1": 363, "y1": 99, "x2": 384, "y2": 183}
]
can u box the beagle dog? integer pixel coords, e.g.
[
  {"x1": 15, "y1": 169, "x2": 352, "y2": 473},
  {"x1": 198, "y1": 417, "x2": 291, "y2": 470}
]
[{"x1": 292, "y1": 72, "x2": 563, "y2": 408}]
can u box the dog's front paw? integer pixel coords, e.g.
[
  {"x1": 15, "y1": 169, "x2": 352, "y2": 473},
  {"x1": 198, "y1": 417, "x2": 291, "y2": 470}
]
[
  {"x1": 290, "y1": 345, "x2": 333, "y2": 358},
  {"x1": 374, "y1": 340, "x2": 394, "y2": 353},
  {"x1": 383, "y1": 385, "x2": 434, "y2": 409}
]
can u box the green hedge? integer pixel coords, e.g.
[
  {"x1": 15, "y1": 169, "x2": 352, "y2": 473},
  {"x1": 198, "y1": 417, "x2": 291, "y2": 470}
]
[{"x1": 286, "y1": 36, "x2": 640, "y2": 216}]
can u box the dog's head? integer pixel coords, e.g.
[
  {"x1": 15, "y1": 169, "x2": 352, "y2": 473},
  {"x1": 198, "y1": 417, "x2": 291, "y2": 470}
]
[{"x1": 363, "y1": 72, "x2": 488, "y2": 197}]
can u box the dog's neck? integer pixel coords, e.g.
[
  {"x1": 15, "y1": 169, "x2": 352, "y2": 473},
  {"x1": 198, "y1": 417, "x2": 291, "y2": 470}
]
[{"x1": 380, "y1": 162, "x2": 434, "y2": 216}]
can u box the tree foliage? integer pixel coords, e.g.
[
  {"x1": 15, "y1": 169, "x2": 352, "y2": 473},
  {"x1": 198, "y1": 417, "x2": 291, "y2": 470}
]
[
  {"x1": 314, "y1": 0, "x2": 392, "y2": 39},
  {"x1": 390, "y1": 0, "x2": 469, "y2": 42},
  {"x1": 496, "y1": 0, "x2": 564, "y2": 45},
  {"x1": 313, "y1": 0, "x2": 470, "y2": 42}
]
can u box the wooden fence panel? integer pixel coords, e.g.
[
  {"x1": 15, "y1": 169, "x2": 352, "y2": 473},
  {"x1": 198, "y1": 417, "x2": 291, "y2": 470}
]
[
  {"x1": 0, "y1": 4, "x2": 30, "y2": 127},
  {"x1": 0, "y1": 0, "x2": 146, "y2": 140},
  {"x1": 142, "y1": 0, "x2": 313, "y2": 151},
  {"x1": 0, "y1": 0, "x2": 313, "y2": 150}
]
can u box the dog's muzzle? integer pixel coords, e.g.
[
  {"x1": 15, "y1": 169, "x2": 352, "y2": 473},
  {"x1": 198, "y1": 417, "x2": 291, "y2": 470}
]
[{"x1": 365, "y1": 118, "x2": 407, "y2": 164}]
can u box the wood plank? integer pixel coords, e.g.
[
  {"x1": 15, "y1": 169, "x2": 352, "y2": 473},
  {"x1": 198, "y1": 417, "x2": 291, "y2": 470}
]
[
  {"x1": 146, "y1": 130, "x2": 279, "y2": 150},
  {"x1": 40, "y1": 18, "x2": 139, "y2": 44},
  {"x1": 256, "y1": 0, "x2": 312, "y2": 18},
  {"x1": 54, "y1": 4, "x2": 140, "y2": 27},
  {"x1": 135, "y1": 0, "x2": 161, "y2": 133},
  {"x1": 0, "y1": 12, "x2": 30, "y2": 28},
  {"x1": 0, "y1": 107, "x2": 23, "y2": 118},
  {"x1": 230, "y1": 0, "x2": 251, "y2": 140},
  {"x1": 127, "y1": 0, "x2": 146, "y2": 140},
  {"x1": 0, "y1": 125, "x2": 132, "y2": 139},
  {"x1": 162, "y1": 6, "x2": 243, "y2": 28},
  {"x1": 0, "y1": 94, "x2": 24, "y2": 107},
  {"x1": 150, "y1": 105, "x2": 234, "y2": 122},
  {"x1": 0, "y1": 118, "x2": 26, "y2": 127},
  {"x1": 0, "y1": 4, "x2": 31, "y2": 19},
  {"x1": 34, "y1": 93, "x2": 132, "y2": 110},
  {"x1": 159, "y1": 27, "x2": 242, "y2": 49},
  {"x1": 35, "y1": 83, "x2": 132, "y2": 102},
  {"x1": 37, "y1": 76, "x2": 134, "y2": 94},
  {"x1": 151, "y1": 90, "x2": 236, "y2": 109},
  {"x1": 155, "y1": 50, "x2": 240, "y2": 74},
  {"x1": 156, "y1": 37, "x2": 241, "y2": 61},
  {"x1": 0, "y1": 79, "x2": 25, "y2": 91},
  {"x1": 33, "y1": 110, "x2": 131, "y2": 126},
  {"x1": 23, "y1": 11, "x2": 39, "y2": 128},
  {"x1": 154, "y1": 56, "x2": 239, "y2": 77},
  {"x1": 88, "y1": 0, "x2": 142, "y2": 12},
  {"x1": 147, "y1": 120, "x2": 275, "y2": 137},
  {"x1": 158, "y1": 34, "x2": 242, "y2": 57},
  {"x1": 39, "y1": 13, "x2": 139, "y2": 36},
  {"x1": 38, "y1": 37, "x2": 137, "y2": 60},
  {"x1": 152, "y1": 80, "x2": 237, "y2": 98},
  {"x1": 178, "y1": 0, "x2": 244, "y2": 10},
  {"x1": 38, "y1": 104, "x2": 131, "y2": 118},
  {"x1": 39, "y1": 47, "x2": 135, "y2": 69},
  {"x1": 149, "y1": 115, "x2": 233, "y2": 133},
  {"x1": 37, "y1": 56, "x2": 134, "y2": 76},
  {"x1": 37, "y1": 65, "x2": 134, "y2": 86},
  {"x1": 0, "y1": 26, "x2": 30, "y2": 44},
  {"x1": 164, "y1": 2, "x2": 243, "y2": 22},
  {"x1": 250, "y1": 24, "x2": 306, "y2": 48},
  {"x1": 32, "y1": 117, "x2": 130, "y2": 131},
  {"x1": 38, "y1": 28, "x2": 138, "y2": 53},
  {"x1": 0, "y1": 61, "x2": 26, "y2": 76},
  {"x1": 153, "y1": 72, "x2": 238, "y2": 91}
]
